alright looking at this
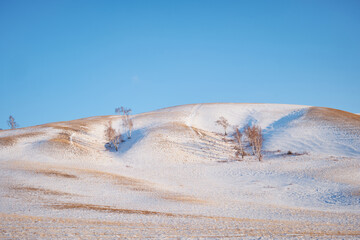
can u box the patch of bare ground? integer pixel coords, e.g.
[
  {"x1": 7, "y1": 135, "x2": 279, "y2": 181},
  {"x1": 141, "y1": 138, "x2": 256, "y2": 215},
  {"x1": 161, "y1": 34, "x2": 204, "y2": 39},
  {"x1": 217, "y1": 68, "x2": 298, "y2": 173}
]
[
  {"x1": 40, "y1": 115, "x2": 115, "y2": 133},
  {"x1": 160, "y1": 193, "x2": 206, "y2": 204},
  {"x1": 1, "y1": 211, "x2": 359, "y2": 239},
  {"x1": 163, "y1": 122, "x2": 235, "y2": 162},
  {"x1": 47, "y1": 132, "x2": 89, "y2": 154},
  {"x1": 4, "y1": 161, "x2": 78, "y2": 179},
  {"x1": 0, "y1": 132, "x2": 43, "y2": 146},
  {"x1": 11, "y1": 186, "x2": 76, "y2": 196},
  {"x1": 34, "y1": 169, "x2": 78, "y2": 179},
  {"x1": 306, "y1": 107, "x2": 360, "y2": 129},
  {"x1": 43, "y1": 123, "x2": 89, "y2": 134},
  {"x1": 49, "y1": 202, "x2": 178, "y2": 217},
  {"x1": 74, "y1": 168, "x2": 206, "y2": 204},
  {"x1": 4, "y1": 161, "x2": 205, "y2": 205}
]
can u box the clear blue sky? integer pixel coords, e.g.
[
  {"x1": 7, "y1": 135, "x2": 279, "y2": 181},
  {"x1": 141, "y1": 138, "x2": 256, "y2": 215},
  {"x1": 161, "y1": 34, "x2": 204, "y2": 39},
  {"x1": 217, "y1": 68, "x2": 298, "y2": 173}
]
[{"x1": 1, "y1": 0, "x2": 359, "y2": 129}]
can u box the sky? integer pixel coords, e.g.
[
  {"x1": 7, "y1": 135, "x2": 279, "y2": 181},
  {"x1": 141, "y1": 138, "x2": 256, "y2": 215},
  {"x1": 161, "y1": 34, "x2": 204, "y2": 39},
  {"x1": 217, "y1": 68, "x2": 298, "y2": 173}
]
[{"x1": 0, "y1": 0, "x2": 360, "y2": 129}]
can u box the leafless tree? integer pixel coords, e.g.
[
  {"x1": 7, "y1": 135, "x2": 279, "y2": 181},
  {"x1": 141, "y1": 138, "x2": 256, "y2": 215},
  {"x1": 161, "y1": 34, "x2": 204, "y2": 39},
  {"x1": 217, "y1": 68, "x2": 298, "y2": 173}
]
[
  {"x1": 7, "y1": 115, "x2": 18, "y2": 129},
  {"x1": 104, "y1": 121, "x2": 121, "y2": 151},
  {"x1": 215, "y1": 116, "x2": 230, "y2": 135},
  {"x1": 244, "y1": 125, "x2": 263, "y2": 161},
  {"x1": 115, "y1": 106, "x2": 133, "y2": 139},
  {"x1": 233, "y1": 126, "x2": 246, "y2": 160}
]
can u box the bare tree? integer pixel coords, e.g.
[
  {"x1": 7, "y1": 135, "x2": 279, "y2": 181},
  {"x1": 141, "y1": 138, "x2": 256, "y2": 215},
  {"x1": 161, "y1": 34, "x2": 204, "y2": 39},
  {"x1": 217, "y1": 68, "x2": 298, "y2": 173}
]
[
  {"x1": 7, "y1": 115, "x2": 18, "y2": 129},
  {"x1": 233, "y1": 127, "x2": 246, "y2": 160},
  {"x1": 115, "y1": 106, "x2": 133, "y2": 139},
  {"x1": 245, "y1": 125, "x2": 263, "y2": 161},
  {"x1": 104, "y1": 121, "x2": 121, "y2": 151},
  {"x1": 215, "y1": 116, "x2": 230, "y2": 135}
]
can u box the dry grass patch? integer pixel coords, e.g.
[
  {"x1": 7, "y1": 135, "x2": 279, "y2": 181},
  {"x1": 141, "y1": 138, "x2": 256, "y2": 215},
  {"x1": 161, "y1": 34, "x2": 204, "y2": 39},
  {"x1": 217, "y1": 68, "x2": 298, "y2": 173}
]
[
  {"x1": 42, "y1": 115, "x2": 114, "y2": 134},
  {"x1": 306, "y1": 107, "x2": 360, "y2": 128},
  {"x1": 11, "y1": 186, "x2": 76, "y2": 196},
  {"x1": 46, "y1": 202, "x2": 360, "y2": 238},
  {"x1": 34, "y1": 169, "x2": 78, "y2": 179},
  {"x1": 49, "y1": 202, "x2": 178, "y2": 217},
  {"x1": 5, "y1": 161, "x2": 79, "y2": 179},
  {"x1": 4, "y1": 161, "x2": 206, "y2": 205},
  {"x1": 79, "y1": 168, "x2": 150, "y2": 191},
  {"x1": 47, "y1": 132, "x2": 89, "y2": 154},
  {"x1": 70, "y1": 168, "x2": 206, "y2": 204},
  {"x1": 161, "y1": 193, "x2": 207, "y2": 204},
  {"x1": 0, "y1": 132, "x2": 43, "y2": 146},
  {"x1": 46, "y1": 125, "x2": 85, "y2": 133},
  {"x1": 0, "y1": 136, "x2": 16, "y2": 146},
  {"x1": 1, "y1": 211, "x2": 359, "y2": 239}
]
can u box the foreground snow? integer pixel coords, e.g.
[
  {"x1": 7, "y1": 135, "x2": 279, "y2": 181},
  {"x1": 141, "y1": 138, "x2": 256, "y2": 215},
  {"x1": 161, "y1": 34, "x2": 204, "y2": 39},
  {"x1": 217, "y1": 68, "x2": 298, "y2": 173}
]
[{"x1": 0, "y1": 103, "x2": 360, "y2": 238}]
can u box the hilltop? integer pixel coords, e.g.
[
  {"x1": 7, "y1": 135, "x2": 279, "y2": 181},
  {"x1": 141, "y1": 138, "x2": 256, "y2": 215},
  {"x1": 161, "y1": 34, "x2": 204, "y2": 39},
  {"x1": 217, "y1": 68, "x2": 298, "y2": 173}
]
[{"x1": 1, "y1": 103, "x2": 360, "y2": 238}]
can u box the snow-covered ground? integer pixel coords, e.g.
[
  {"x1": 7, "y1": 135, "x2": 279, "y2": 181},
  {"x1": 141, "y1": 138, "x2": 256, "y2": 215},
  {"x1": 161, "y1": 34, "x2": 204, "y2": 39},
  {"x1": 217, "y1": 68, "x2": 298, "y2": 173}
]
[{"x1": 1, "y1": 103, "x2": 360, "y2": 239}]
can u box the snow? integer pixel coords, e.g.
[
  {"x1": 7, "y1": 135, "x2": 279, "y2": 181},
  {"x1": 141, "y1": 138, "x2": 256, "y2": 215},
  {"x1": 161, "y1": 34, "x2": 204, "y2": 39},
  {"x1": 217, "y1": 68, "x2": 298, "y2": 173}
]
[{"x1": 0, "y1": 103, "x2": 360, "y2": 238}]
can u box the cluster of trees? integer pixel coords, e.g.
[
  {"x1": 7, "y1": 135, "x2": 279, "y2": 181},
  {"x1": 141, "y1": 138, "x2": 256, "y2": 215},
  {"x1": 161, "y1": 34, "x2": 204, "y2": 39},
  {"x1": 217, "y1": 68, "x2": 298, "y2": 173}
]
[
  {"x1": 104, "y1": 106, "x2": 134, "y2": 152},
  {"x1": 216, "y1": 116, "x2": 263, "y2": 161}
]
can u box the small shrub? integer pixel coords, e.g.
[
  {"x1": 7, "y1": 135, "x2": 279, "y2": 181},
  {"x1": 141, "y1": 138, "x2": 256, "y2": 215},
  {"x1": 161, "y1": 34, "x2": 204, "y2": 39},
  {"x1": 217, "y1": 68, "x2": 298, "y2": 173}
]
[{"x1": 286, "y1": 151, "x2": 308, "y2": 156}]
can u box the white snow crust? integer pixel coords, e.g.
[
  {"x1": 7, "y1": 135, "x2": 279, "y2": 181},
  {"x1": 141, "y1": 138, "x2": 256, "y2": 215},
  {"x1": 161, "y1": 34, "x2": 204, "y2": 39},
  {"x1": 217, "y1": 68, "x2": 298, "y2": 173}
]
[{"x1": 1, "y1": 103, "x2": 360, "y2": 238}]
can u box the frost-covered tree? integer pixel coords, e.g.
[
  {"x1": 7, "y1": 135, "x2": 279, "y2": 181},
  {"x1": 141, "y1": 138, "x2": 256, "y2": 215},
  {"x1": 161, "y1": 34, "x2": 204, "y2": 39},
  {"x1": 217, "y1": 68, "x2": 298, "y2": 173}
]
[
  {"x1": 233, "y1": 127, "x2": 246, "y2": 160},
  {"x1": 7, "y1": 115, "x2": 18, "y2": 129},
  {"x1": 215, "y1": 116, "x2": 230, "y2": 135},
  {"x1": 104, "y1": 121, "x2": 121, "y2": 151},
  {"x1": 245, "y1": 125, "x2": 263, "y2": 161},
  {"x1": 115, "y1": 106, "x2": 133, "y2": 139}
]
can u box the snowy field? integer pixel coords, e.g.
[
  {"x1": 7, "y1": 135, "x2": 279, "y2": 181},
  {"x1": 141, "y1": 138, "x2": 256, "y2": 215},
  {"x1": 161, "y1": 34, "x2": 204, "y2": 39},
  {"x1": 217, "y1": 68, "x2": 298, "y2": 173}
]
[{"x1": 1, "y1": 103, "x2": 360, "y2": 239}]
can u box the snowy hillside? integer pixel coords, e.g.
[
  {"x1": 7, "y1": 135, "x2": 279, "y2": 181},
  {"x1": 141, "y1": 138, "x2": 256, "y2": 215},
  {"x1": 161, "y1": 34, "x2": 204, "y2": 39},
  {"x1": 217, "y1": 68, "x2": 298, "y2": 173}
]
[{"x1": 1, "y1": 103, "x2": 360, "y2": 238}]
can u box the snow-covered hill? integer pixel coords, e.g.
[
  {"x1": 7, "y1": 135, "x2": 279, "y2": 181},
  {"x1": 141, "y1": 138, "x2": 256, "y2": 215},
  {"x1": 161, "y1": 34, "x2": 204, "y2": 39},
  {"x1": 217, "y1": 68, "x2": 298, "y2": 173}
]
[{"x1": 1, "y1": 103, "x2": 360, "y2": 238}]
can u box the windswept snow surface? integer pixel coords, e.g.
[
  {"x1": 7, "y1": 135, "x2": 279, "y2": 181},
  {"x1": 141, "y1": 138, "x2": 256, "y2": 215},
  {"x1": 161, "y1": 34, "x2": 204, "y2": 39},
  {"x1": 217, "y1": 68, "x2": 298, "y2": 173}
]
[{"x1": 1, "y1": 103, "x2": 360, "y2": 239}]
